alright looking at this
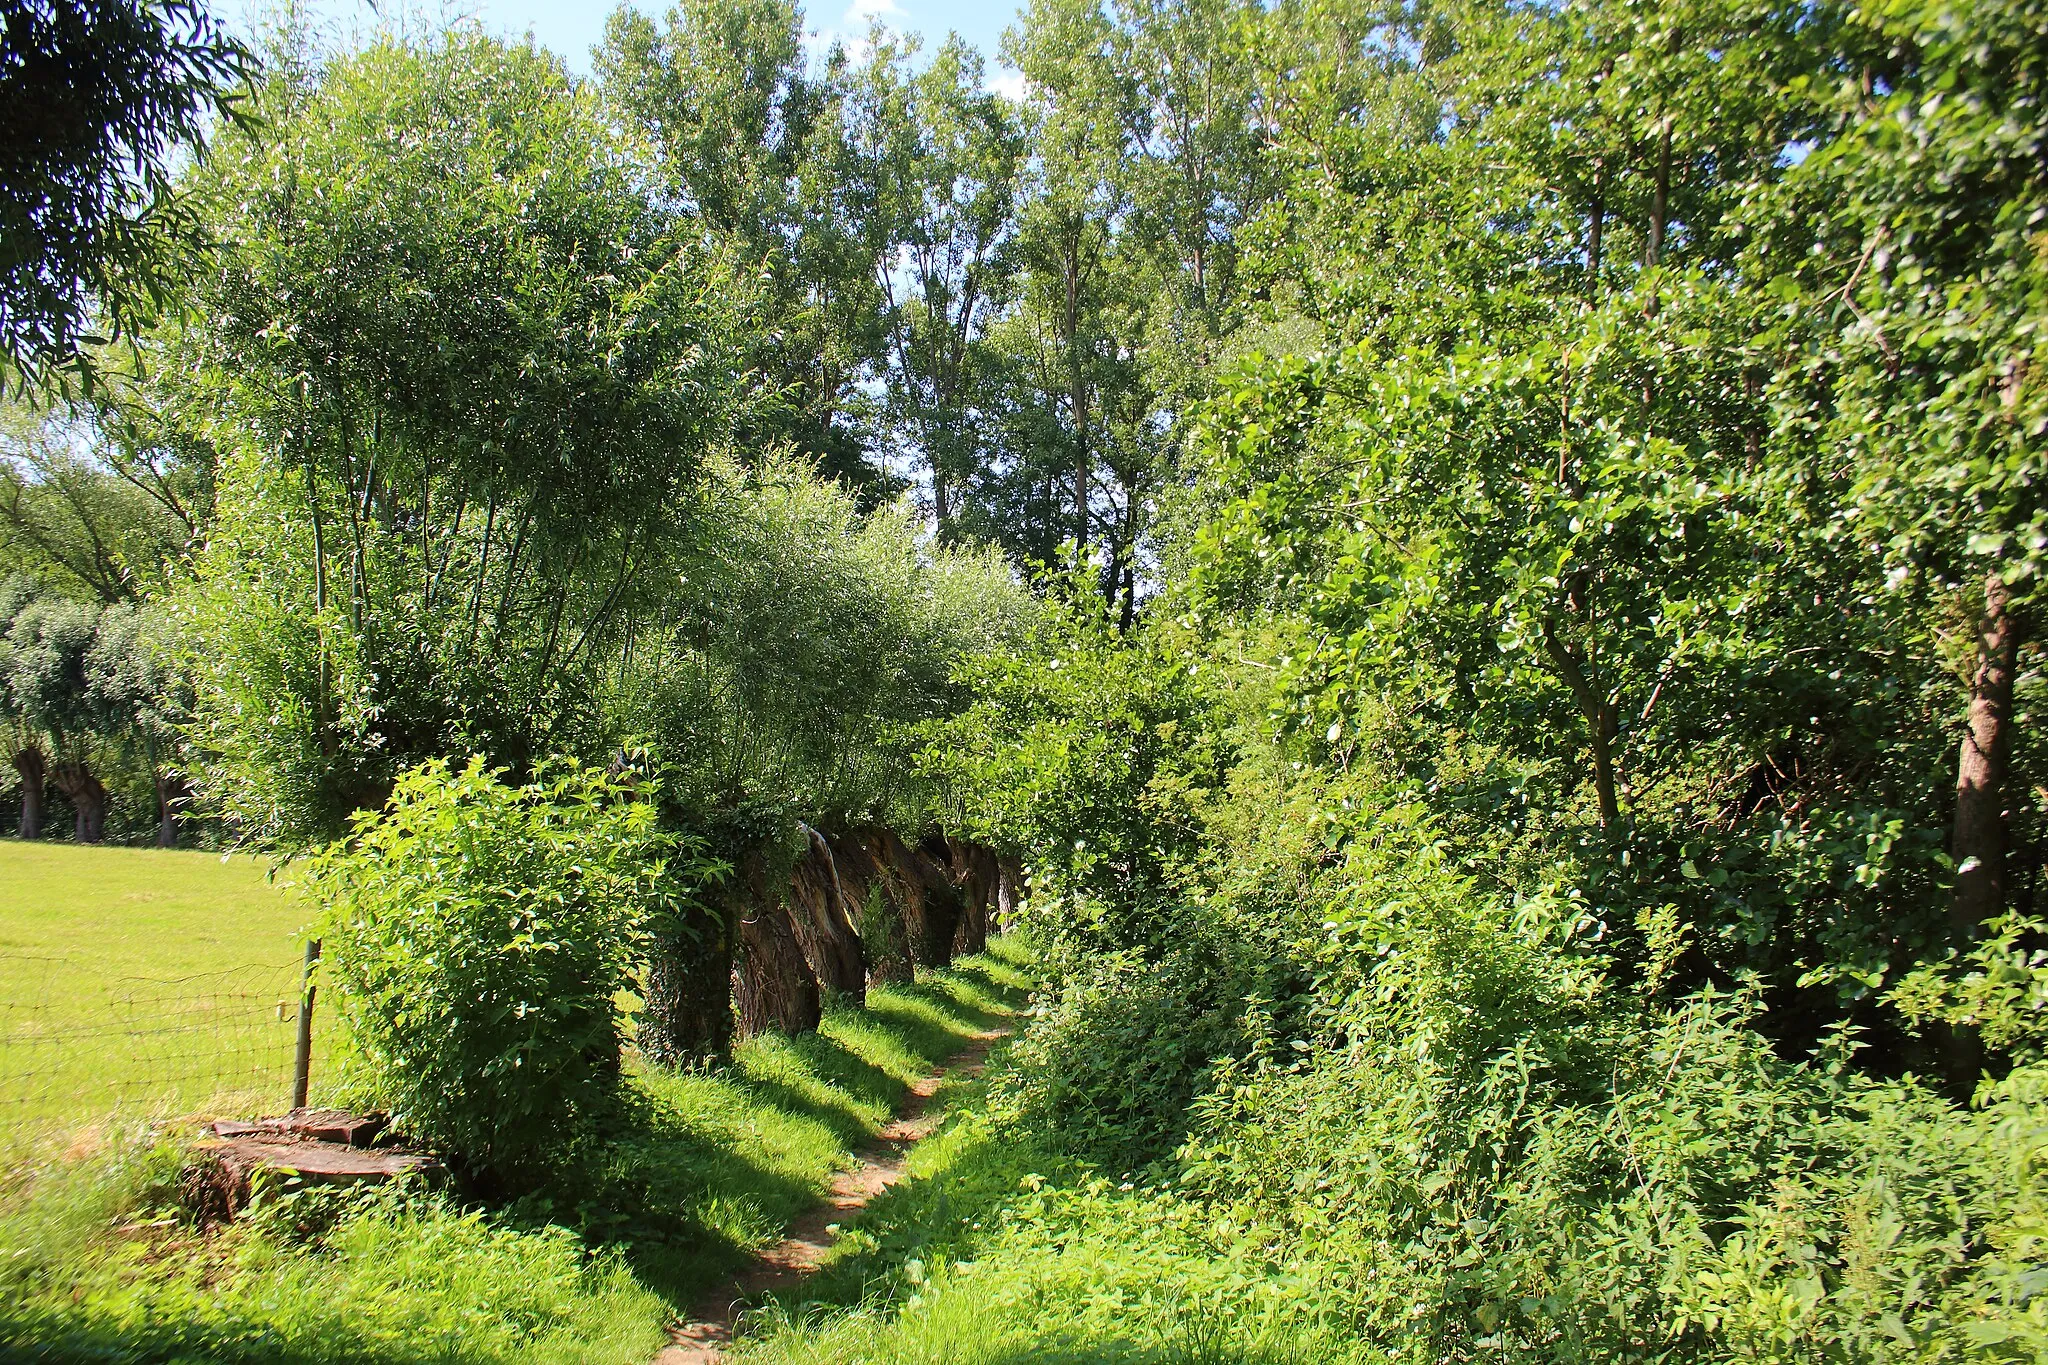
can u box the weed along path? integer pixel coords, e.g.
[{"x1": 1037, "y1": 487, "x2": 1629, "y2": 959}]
[{"x1": 657, "y1": 1025, "x2": 1009, "y2": 1365}]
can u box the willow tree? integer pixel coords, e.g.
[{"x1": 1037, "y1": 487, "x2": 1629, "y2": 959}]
[
  {"x1": 613, "y1": 451, "x2": 1035, "y2": 1060},
  {"x1": 178, "y1": 29, "x2": 749, "y2": 848},
  {"x1": 0, "y1": 0, "x2": 249, "y2": 392}
]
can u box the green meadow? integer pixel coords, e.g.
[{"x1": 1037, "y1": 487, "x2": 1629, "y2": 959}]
[{"x1": 0, "y1": 843, "x2": 315, "y2": 1135}]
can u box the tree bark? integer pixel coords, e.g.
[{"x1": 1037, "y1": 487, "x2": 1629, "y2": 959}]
[
  {"x1": 51, "y1": 761, "x2": 106, "y2": 843},
  {"x1": 731, "y1": 848, "x2": 822, "y2": 1038},
  {"x1": 1953, "y1": 573, "x2": 2021, "y2": 934},
  {"x1": 11, "y1": 744, "x2": 45, "y2": 839},
  {"x1": 947, "y1": 837, "x2": 998, "y2": 959},
  {"x1": 789, "y1": 823, "x2": 866, "y2": 1005},
  {"x1": 996, "y1": 856, "x2": 1026, "y2": 932},
  {"x1": 640, "y1": 900, "x2": 734, "y2": 1067},
  {"x1": 873, "y1": 829, "x2": 959, "y2": 969},
  {"x1": 833, "y1": 829, "x2": 914, "y2": 985}
]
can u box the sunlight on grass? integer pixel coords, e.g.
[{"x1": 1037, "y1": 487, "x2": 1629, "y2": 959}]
[
  {"x1": 0, "y1": 844, "x2": 321, "y2": 1144},
  {"x1": 607, "y1": 949, "x2": 1031, "y2": 1304},
  {"x1": 0, "y1": 940, "x2": 1034, "y2": 1365}
]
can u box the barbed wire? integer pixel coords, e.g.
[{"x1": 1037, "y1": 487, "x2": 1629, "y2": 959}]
[{"x1": 0, "y1": 952, "x2": 318, "y2": 1141}]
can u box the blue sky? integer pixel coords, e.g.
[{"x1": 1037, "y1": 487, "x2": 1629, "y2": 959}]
[{"x1": 238, "y1": 0, "x2": 1028, "y2": 80}]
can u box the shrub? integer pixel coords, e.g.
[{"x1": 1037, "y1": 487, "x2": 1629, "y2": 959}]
[
  {"x1": 309, "y1": 757, "x2": 715, "y2": 1182},
  {"x1": 991, "y1": 931, "x2": 1268, "y2": 1172}
]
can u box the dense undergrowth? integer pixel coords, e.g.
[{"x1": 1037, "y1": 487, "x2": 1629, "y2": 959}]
[
  {"x1": 0, "y1": 947, "x2": 1030, "y2": 1365},
  {"x1": 733, "y1": 861, "x2": 2048, "y2": 1364},
  {"x1": 687, "y1": 0, "x2": 2048, "y2": 1358}
]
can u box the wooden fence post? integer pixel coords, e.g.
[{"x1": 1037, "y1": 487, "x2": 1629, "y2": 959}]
[{"x1": 291, "y1": 939, "x2": 320, "y2": 1111}]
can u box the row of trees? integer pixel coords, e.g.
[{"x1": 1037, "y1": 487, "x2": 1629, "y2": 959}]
[
  {"x1": 1, "y1": 15, "x2": 1046, "y2": 1078},
  {"x1": 0, "y1": 579, "x2": 181, "y2": 844},
  {"x1": 593, "y1": 0, "x2": 1287, "y2": 605},
  {"x1": 2, "y1": 0, "x2": 1309, "y2": 847}
]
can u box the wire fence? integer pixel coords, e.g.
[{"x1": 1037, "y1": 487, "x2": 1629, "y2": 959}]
[{"x1": 0, "y1": 951, "x2": 322, "y2": 1146}]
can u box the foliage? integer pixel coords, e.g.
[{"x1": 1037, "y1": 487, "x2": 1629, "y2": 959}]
[
  {"x1": 613, "y1": 450, "x2": 1036, "y2": 840},
  {"x1": 915, "y1": 595, "x2": 1221, "y2": 917},
  {"x1": 180, "y1": 28, "x2": 750, "y2": 849},
  {"x1": 1892, "y1": 913, "x2": 2048, "y2": 1066},
  {"x1": 308, "y1": 758, "x2": 711, "y2": 1182},
  {"x1": 0, "y1": 0, "x2": 249, "y2": 392},
  {"x1": 988, "y1": 938, "x2": 1265, "y2": 1171},
  {"x1": 0, "y1": 402, "x2": 199, "y2": 601},
  {"x1": 0, "y1": 574, "x2": 192, "y2": 841}
]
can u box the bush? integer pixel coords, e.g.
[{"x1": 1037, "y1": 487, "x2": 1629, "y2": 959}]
[
  {"x1": 309, "y1": 757, "x2": 715, "y2": 1182},
  {"x1": 991, "y1": 931, "x2": 1268, "y2": 1172},
  {"x1": 1170, "y1": 838, "x2": 2048, "y2": 1362}
]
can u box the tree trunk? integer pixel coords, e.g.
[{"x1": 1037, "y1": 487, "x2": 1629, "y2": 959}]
[
  {"x1": 834, "y1": 829, "x2": 914, "y2": 985},
  {"x1": 947, "y1": 837, "x2": 997, "y2": 959},
  {"x1": 11, "y1": 744, "x2": 45, "y2": 839},
  {"x1": 1541, "y1": 616, "x2": 1621, "y2": 827},
  {"x1": 154, "y1": 769, "x2": 188, "y2": 849},
  {"x1": 789, "y1": 823, "x2": 866, "y2": 1005},
  {"x1": 996, "y1": 856, "x2": 1025, "y2": 931},
  {"x1": 1939, "y1": 573, "x2": 2022, "y2": 1092},
  {"x1": 731, "y1": 848, "x2": 822, "y2": 1038},
  {"x1": 640, "y1": 901, "x2": 734, "y2": 1067},
  {"x1": 1953, "y1": 573, "x2": 2021, "y2": 934},
  {"x1": 52, "y1": 761, "x2": 107, "y2": 844},
  {"x1": 915, "y1": 833, "x2": 966, "y2": 967},
  {"x1": 875, "y1": 829, "x2": 959, "y2": 969},
  {"x1": 1065, "y1": 243, "x2": 1090, "y2": 561}
]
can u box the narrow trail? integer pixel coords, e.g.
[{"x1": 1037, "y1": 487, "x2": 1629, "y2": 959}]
[{"x1": 654, "y1": 1026, "x2": 1010, "y2": 1365}]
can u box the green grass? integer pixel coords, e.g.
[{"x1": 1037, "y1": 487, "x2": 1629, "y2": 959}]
[
  {"x1": 723, "y1": 955, "x2": 1371, "y2": 1365},
  {"x1": 727, "y1": 1123, "x2": 1375, "y2": 1365},
  {"x1": 0, "y1": 941, "x2": 1035, "y2": 1365},
  {"x1": 599, "y1": 949, "x2": 1036, "y2": 1304},
  {"x1": 0, "y1": 843, "x2": 318, "y2": 1137}
]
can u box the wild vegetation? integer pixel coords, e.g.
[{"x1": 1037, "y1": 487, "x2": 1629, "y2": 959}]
[{"x1": 3, "y1": 0, "x2": 2047, "y2": 1361}]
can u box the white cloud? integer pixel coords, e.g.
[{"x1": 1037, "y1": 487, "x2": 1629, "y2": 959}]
[
  {"x1": 806, "y1": 0, "x2": 905, "y2": 58},
  {"x1": 990, "y1": 66, "x2": 1029, "y2": 102}
]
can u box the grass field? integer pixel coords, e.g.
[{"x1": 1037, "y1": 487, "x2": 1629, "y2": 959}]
[
  {"x1": 0, "y1": 944, "x2": 1035, "y2": 1365},
  {"x1": 0, "y1": 843, "x2": 315, "y2": 1136}
]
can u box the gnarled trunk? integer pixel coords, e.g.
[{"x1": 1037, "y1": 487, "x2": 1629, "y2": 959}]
[
  {"x1": 947, "y1": 837, "x2": 998, "y2": 959},
  {"x1": 731, "y1": 850, "x2": 821, "y2": 1038},
  {"x1": 892, "y1": 830, "x2": 962, "y2": 969},
  {"x1": 51, "y1": 761, "x2": 106, "y2": 844},
  {"x1": 11, "y1": 744, "x2": 45, "y2": 839},
  {"x1": 789, "y1": 823, "x2": 866, "y2": 1005},
  {"x1": 640, "y1": 900, "x2": 734, "y2": 1067},
  {"x1": 834, "y1": 829, "x2": 914, "y2": 985}
]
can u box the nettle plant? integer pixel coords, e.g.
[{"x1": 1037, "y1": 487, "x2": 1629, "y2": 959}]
[{"x1": 309, "y1": 757, "x2": 717, "y2": 1183}]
